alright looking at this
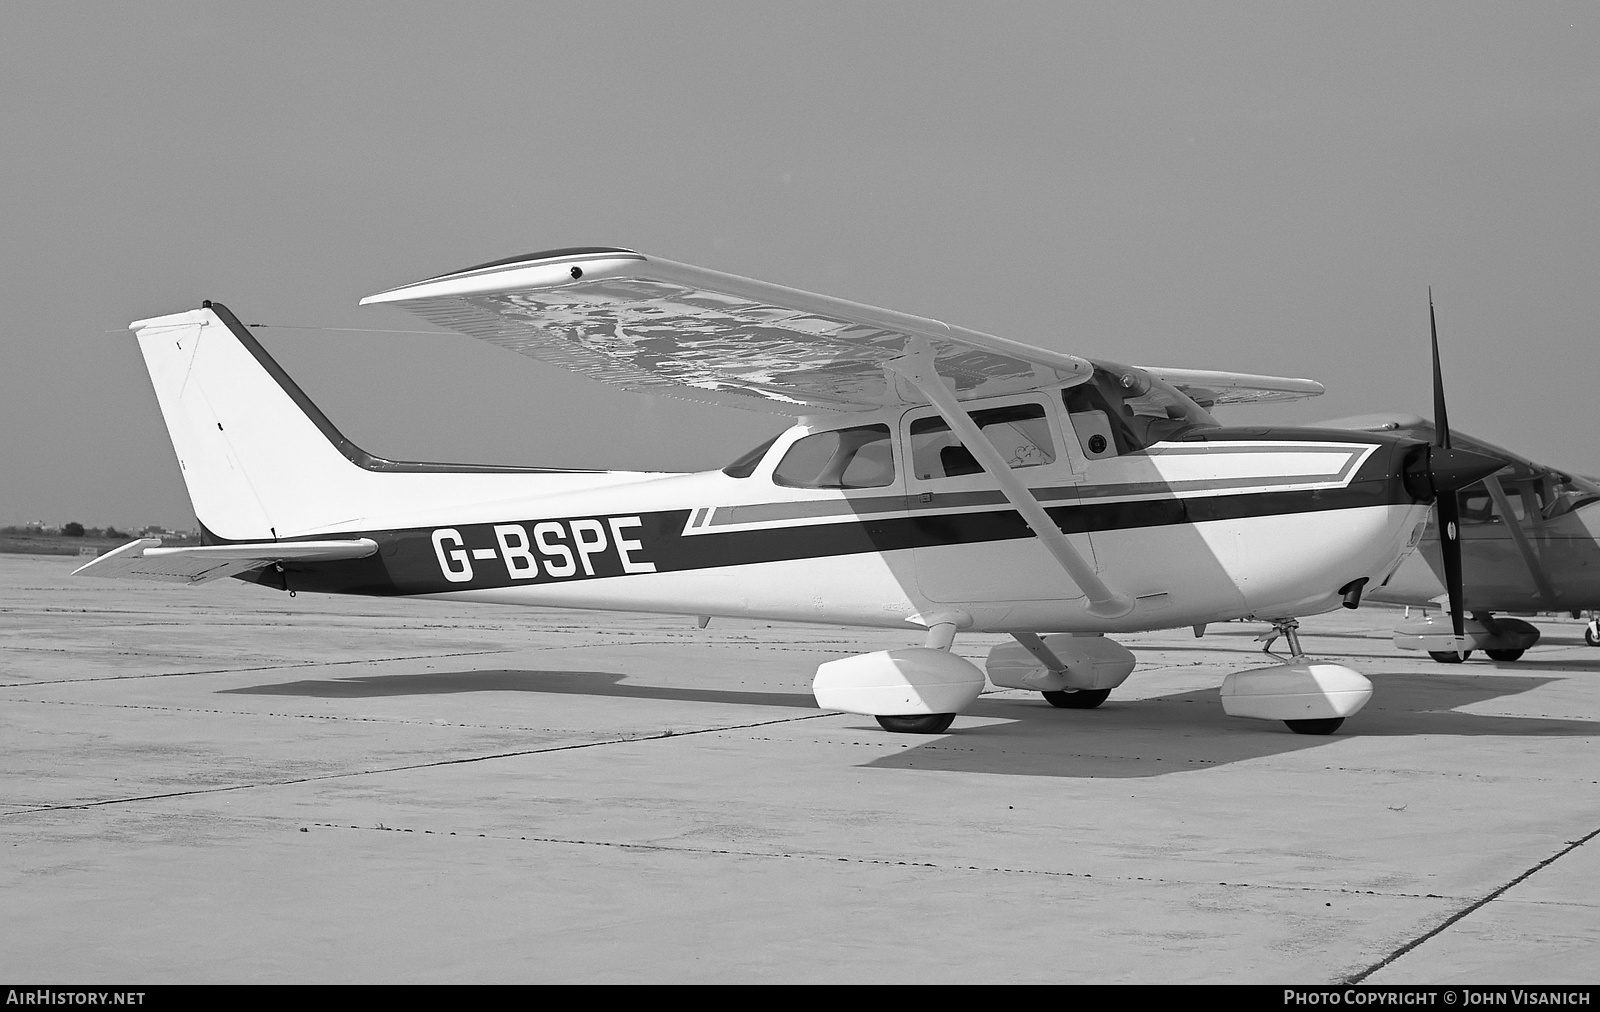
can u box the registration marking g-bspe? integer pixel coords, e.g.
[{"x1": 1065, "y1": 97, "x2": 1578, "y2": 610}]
[{"x1": 432, "y1": 516, "x2": 657, "y2": 583}]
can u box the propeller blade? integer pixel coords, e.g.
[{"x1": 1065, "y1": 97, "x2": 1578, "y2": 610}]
[
  {"x1": 1437, "y1": 485, "x2": 1468, "y2": 655},
  {"x1": 1430, "y1": 289, "x2": 1451, "y2": 451},
  {"x1": 1429, "y1": 293, "x2": 1468, "y2": 658}
]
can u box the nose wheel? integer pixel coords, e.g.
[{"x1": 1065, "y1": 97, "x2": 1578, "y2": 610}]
[
  {"x1": 1586, "y1": 615, "x2": 1600, "y2": 647},
  {"x1": 875, "y1": 713, "x2": 956, "y2": 734}
]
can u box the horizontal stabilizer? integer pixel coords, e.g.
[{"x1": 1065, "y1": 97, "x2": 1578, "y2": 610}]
[{"x1": 73, "y1": 538, "x2": 378, "y2": 584}]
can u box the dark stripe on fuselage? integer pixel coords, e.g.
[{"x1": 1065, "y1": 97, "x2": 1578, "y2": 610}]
[{"x1": 238, "y1": 436, "x2": 1417, "y2": 597}]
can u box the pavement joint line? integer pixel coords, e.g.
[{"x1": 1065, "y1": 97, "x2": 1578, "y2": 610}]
[
  {"x1": 1341, "y1": 821, "x2": 1600, "y2": 984},
  {"x1": 0, "y1": 710, "x2": 842, "y2": 818},
  {"x1": 294, "y1": 821, "x2": 1486, "y2": 901},
  {"x1": 10, "y1": 699, "x2": 1593, "y2": 783},
  {"x1": 0, "y1": 649, "x2": 519, "y2": 687},
  {"x1": 743, "y1": 735, "x2": 1230, "y2": 766}
]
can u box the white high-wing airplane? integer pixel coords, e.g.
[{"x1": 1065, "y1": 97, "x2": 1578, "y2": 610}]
[{"x1": 78, "y1": 248, "x2": 1502, "y2": 735}]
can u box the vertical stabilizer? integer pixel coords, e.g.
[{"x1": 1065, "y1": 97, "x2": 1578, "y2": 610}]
[{"x1": 130, "y1": 304, "x2": 369, "y2": 540}]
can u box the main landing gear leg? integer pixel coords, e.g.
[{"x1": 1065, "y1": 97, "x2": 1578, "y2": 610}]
[{"x1": 1011, "y1": 632, "x2": 1114, "y2": 709}]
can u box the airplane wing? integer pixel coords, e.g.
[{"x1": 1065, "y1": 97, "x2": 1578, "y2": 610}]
[
  {"x1": 360, "y1": 247, "x2": 1098, "y2": 414},
  {"x1": 1140, "y1": 367, "x2": 1324, "y2": 406},
  {"x1": 74, "y1": 538, "x2": 378, "y2": 584}
]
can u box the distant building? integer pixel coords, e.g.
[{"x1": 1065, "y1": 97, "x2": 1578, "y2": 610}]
[{"x1": 138, "y1": 525, "x2": 197, "y2": 540}]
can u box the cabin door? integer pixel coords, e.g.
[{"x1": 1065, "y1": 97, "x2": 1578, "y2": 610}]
[{"x1": 906, "y1": 394, "x2": 1096, "y2": 604}]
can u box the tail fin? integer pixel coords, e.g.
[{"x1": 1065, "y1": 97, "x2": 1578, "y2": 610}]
[
  {"x1": 131, "y1": 302, "x2": 584, "y2": 541},
  {"x1": 132, "y1": 303, "x2": 382, "y2": 540}
]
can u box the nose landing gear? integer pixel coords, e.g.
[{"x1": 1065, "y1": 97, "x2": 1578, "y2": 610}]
[{"x1": 1220, "y1": 618, "x2": 1373, "y2": 735}]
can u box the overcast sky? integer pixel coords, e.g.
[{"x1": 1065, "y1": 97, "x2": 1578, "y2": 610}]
[{"x1": 3, "y1": 2, "x2": 1596, "y2": 529}]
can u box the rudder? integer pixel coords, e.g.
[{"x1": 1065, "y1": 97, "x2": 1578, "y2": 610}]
[{"x1": 131, "y1": 303, "x2": 382, "y2": 541}]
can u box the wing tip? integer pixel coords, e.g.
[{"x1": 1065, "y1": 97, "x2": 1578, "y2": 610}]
[{"x1": 361, "y1": 246, "x2": 644, "y2": 305}]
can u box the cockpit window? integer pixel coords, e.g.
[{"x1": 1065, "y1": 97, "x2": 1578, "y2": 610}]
[
  {"x1": 909, "y1": 403, "x2": 1056, "y2": 480},
  {"x1": 1455, "y1": 469, "x2": 1600, "y2": 526},
  {"x1": 1063, "y1": 365, "x2": 1217, "y2": 456},
  {"x1": 1468, "y1": 470, "x2": 1600, "y2": 523},
  {"x1": 722, "y1": 435, "x2": 780, "y2": 478},
  {"x1": 1541, "y1": 472, "x2": 1600, "y2": 520},
  {"x1": 771, "y1": 424, "x2": 895, "y2": 489},
  {"x1": 1457, "y1": 487, "x2": 1500, "y2": 526}
]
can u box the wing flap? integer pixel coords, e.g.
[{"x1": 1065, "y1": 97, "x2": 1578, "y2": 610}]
[
  {"x1": 74, "y1": 538, "x2": 379, "y2": 584},
  {"x1": 362, "y1": 249, "x2": 1093, "y2": 413}
]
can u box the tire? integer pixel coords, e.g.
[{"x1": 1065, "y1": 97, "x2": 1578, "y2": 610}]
[
  {"x1": 1041, "y1": 688, "x2": 1112, "y2": 709},
  {"x1": 1586, "y1": 626, "x2": 1600, "y2": 648},
  {"x1": 1428, "y1": 650, "x2": 1473, "y2": 663},
  {"x1": 1485, "y1": 648, "x2": 1524, "y2": 662},
  {"x1": 875, "y1": 713, "x2": 956, "y2": 734},
  {"x1": 1285, "y1": 717, "x2": 1344, "y2": 735}
]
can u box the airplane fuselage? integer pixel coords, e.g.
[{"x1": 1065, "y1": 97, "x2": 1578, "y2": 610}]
[{"x1": 237, "y1": 414, "x2": 1433, "y2": 636}]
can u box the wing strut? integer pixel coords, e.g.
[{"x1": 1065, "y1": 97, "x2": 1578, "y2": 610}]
[
  {"x1": 886, "y1": 343, "x2": 1135, "y2": 619},
  {"x1": 1012, "y1": 632, "x2": 1069, "y2": 671},
  {"x1": 1481, "y1": 474, "x2": 1559, "y2": 609}
]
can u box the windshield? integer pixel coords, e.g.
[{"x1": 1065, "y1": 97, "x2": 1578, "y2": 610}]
[
  {"x1": 1455, "y1": 468, "x2": 1600, "y2": 525},
  {"x1": 1064, "y1": 365, "x2": 1218, "y2": 453},
  {"x1": 1541, "y1": 471, "x2": 1600, "y2": 520},
  {"x1": 722, "y1": 435, "x2": 780, "y2": 478},
  {"x1": 771, "y1": 424, "x2": 895, "y2": 489}
]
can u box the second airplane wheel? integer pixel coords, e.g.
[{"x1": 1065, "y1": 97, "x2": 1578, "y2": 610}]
[
  {"x1": 1586, "y1": 626, "x2": 1600, "y2": 647},
  {"x1": 1485, "y1": 648, "x2": 1524, "y2": 662},
  {"x1": 875, "y1": 713, "x2": 956, "y2": 734},
  {"x1": 1428, "y1": 650, "x2": 1473, "y2": 663},
  {"x1": 1042, "y1": 688, "x2": 1111, "y2": 709}
]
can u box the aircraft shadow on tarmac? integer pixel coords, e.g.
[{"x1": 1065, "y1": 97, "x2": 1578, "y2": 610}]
[
  {"x1": 222, "y1": 667, "x2": 1599, "y2": 779},
  {"x1": 219, "y1": 668, "x2": 818, "y2": 710},
  {"x1": 862, "y1": 671, "x2": 1600, "y2": 779}
]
